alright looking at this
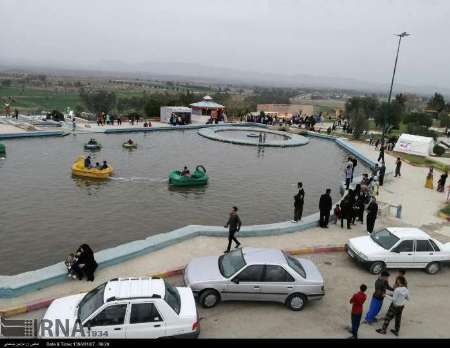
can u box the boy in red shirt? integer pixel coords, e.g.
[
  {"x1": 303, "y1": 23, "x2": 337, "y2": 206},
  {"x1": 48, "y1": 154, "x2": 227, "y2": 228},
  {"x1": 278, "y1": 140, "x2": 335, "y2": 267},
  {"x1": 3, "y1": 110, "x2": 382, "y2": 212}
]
[{"x1": 349, "y1": 284, "x2": 367, "y2": 339}]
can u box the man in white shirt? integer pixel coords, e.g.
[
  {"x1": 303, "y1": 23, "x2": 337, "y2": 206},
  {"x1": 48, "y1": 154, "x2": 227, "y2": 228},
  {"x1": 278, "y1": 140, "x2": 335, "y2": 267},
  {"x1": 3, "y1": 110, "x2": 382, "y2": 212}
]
[{"x1": 376, "y1": 276, "x2": 409, "y2": 336}]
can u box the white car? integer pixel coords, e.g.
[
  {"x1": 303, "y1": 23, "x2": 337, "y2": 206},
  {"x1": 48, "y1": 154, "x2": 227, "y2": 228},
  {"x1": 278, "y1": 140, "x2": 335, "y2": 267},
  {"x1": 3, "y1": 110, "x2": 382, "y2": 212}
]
[
  {"x1": 41, "y1": 277, "x2": 199, "y2": 339},
  {"x1": 346, "y1": 227, "x2": 450, "y2": 274}
]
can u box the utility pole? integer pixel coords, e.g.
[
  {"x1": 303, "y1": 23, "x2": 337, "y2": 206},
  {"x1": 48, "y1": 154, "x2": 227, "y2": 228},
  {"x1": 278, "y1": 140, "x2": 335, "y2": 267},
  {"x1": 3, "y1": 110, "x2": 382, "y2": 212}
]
[{"x1": 383, "y1": 32, "x2": 410, "y2": 143}]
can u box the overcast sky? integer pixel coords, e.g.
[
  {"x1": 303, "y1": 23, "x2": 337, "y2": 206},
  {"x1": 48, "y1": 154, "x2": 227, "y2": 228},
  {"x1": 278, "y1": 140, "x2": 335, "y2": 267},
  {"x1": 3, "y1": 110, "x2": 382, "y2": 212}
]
[{"x1": 1, "y1": 0, "x2": 449, "y2": 88}]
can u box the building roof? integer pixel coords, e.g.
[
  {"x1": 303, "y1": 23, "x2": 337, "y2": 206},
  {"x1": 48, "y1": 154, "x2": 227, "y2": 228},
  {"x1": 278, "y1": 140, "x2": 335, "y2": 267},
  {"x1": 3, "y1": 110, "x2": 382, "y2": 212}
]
[
  {"x1": 190, "y1": 101, "x2": 224, "y2": 109},
  {"x1": 242, "y1": 247, "x2": 286, "y2": 265},
  {"x1": 103, "y1": 277, "x2": 165, "y2": 302},
  {"x1": 387, "y1": 227, "x2": 430, "y2": 240},
  {"x1": 190, "y1": 95, "x2": 224, "y2": 109}
]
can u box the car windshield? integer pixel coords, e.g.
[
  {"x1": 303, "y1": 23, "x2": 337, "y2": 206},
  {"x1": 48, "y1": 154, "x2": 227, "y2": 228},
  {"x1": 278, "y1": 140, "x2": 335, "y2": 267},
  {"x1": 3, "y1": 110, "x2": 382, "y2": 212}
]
[
  {"x1": 371, "y1": 229, "x2": 400, "y2": 250},
  {"x1": 218, "y1": 249, "x2": 246, "y2": 278},
  {"x1": 77, "y1": 283, "x2": 106, "y2": 323},
  {"x1": 284, "y1": 252, "x2": 306, "y2": 278},
  {"x1": 164, "y1": 280, "x2": 181, "y2": 315}
]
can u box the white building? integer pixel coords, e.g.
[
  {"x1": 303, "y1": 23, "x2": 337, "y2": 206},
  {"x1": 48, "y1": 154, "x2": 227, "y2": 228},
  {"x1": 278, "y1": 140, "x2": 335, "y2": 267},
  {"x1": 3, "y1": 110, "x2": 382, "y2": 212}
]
[{"x1": 160, "y1": 106, "x2": 192, "y2": 124}]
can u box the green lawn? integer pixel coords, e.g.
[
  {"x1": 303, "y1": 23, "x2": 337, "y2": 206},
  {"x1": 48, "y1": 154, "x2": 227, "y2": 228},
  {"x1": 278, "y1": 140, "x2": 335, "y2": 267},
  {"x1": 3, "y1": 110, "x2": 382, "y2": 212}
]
[
  {"x1": 0, "y1": 86, "x2": 81, "y2": 111},
  {"x1": 441, "y1": 203, "x2": 450, "y2": 215}
]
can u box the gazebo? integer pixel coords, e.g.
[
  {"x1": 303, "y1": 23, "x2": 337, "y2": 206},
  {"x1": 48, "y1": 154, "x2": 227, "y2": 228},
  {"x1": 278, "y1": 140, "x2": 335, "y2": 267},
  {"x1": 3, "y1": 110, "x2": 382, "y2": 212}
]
[{"x1": 190, "y1": 96, "x2": 225, "y2": 120}]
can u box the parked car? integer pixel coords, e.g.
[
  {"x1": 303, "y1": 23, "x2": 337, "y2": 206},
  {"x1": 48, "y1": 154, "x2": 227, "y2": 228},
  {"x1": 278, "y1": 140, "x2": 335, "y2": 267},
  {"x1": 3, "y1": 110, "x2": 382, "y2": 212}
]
[
  {"x1": 184, "y1": 247, "x2": 325, "y2": 311},
  {"x1": 41, "y1": 277, "x2": 199, "y2": 339},
  {"x1": 346, "y1": 227, "x2": 450, "y2": 274}
]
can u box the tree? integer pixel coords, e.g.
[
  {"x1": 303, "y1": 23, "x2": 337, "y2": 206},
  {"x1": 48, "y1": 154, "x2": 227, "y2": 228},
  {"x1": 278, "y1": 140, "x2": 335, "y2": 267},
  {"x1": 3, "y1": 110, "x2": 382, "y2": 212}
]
[
  {"x1": 374, "y1": 101, "x2": 403, "y2": 132},
  {"x1": 438, "y1": 111, "x2": 450, "y2": 128},
  {"x1": 1, "y1": 79, "x2": 11, "y2": 87},
  {"x1": 403, "y1": 112, "x2": 436, "y2": 139},
  {"x1": 74, "y1": 104, "x2": 84, "y2": 117},
  {"x1": 344, "y1": 97, "x2": 373, "y2": 139},
  {"x1": 427, "y1": 92, "x2": 446, "y2": 113},
  {"x1": 79, "y1": 89, "x2": 117, "y2": 114}
]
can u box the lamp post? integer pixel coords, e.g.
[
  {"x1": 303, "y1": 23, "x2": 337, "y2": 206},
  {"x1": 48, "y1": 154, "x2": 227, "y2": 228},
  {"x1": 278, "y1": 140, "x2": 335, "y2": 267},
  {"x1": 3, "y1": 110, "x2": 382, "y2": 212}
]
[{"x1": 382, "y1": 32, "x2": 410, "y2": 143}]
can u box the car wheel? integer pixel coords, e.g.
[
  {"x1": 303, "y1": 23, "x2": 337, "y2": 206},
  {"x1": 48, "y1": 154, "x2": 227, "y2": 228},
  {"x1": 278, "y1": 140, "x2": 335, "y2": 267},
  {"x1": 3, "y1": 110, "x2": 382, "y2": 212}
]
[
  {"x1": 199, "y1": 289, "x2": 220, "y2": 308},
  {"x1": 286, "y1": 293, "x2": 307, "y2": 311},
  {"x1": 425, "y1": 262, "x2": 441, "y2": 274},
  {"x1": 369, "y1": 261, "x2": 385, "y2": 275}
]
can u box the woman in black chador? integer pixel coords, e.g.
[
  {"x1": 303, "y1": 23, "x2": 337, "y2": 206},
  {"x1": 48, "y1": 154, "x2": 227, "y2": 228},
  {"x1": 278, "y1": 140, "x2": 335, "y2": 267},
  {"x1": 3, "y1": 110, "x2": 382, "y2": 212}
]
[{"x1": 71, "y1": 244, "x2": 98, "y2": 281}]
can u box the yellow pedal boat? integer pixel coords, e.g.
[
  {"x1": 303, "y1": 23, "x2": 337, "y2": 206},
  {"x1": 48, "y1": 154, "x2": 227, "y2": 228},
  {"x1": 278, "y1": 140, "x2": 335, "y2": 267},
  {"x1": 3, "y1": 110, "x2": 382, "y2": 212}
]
[{"x1": 71, "y1": 156, "x2": 113, "y2": 179}]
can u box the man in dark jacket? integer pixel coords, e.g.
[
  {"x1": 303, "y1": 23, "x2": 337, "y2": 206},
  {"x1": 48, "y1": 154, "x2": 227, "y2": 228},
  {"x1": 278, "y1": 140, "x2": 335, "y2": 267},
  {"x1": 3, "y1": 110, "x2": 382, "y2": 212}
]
[
  {"x1": 293, "y1": 182, "x2": 305, "y2": 222},
  {"x1": 319, "y1": 189, "x2": 332, "y2": 228},
  {"x1": 224, "y1": 206, "x2": 242, "y2": 253},
  {"x1": 378, "y1": 162, "x2": 386, "y2": 186},
  {"x1": 366, "y1": 197, "x2": 379, "y2": 233},
  {"x1": 364, "y1": 271, "x2": 393, "y2": 324}
]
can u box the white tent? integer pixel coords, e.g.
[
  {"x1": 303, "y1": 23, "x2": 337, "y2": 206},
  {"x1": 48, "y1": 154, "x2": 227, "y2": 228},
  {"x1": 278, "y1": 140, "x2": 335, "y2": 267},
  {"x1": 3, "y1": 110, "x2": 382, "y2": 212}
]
[
  {"x1": 393, "y1": 133, "x2": 435, "y2": 157},
  {"x1": 160, "y1": 106, "x2": 191, "y2": 123}
]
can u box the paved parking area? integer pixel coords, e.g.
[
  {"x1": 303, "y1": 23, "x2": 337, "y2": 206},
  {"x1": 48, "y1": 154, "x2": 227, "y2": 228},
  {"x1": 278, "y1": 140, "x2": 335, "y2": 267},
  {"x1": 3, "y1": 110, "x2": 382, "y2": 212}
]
[{"x1": 12, "y1": 252, "x2": 450, "y2": 338}]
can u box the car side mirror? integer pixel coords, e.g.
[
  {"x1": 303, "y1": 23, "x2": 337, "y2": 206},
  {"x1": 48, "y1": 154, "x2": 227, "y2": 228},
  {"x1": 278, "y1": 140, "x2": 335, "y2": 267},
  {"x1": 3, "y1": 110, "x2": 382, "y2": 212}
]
[{"x1": 231, "y1": 278, "x2": 239, "y2": 284}]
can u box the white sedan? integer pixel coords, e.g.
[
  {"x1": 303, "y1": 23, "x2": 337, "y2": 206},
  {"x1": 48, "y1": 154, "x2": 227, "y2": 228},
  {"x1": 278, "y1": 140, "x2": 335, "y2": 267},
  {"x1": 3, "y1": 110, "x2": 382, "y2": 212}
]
[
  {"x1": 346, "y1": 227, "x2": 450, "y2": 274},
  {"x1": 41, "y1": 277, "x2": 199, "y2": 339}
]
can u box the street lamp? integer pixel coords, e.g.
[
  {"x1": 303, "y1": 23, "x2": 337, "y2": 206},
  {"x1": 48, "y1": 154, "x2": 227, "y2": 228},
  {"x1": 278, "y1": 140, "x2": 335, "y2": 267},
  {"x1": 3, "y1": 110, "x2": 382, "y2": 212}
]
[{"x1": 382, "y1": 32, "x2": 410, "y2": 142}]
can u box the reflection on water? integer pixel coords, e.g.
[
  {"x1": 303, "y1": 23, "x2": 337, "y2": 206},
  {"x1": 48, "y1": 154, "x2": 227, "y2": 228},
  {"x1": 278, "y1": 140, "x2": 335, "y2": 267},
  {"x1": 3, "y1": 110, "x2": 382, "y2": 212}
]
[{"x1": 0, "y1": 131, "x2": 367, "y2": 274}]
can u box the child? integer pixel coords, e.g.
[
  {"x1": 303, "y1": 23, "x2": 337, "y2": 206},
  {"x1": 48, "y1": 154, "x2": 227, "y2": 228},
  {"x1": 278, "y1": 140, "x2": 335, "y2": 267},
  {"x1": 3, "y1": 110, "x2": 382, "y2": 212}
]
[
  {"x1": 334, "y1": 204, "x2": 341, "y2": 224},
  {"x1": 349, "y1": 284, "x2": 367, "y2": 339},
  {"x1": 65, "y1": 253, "x2": 77, "y2": 279}
]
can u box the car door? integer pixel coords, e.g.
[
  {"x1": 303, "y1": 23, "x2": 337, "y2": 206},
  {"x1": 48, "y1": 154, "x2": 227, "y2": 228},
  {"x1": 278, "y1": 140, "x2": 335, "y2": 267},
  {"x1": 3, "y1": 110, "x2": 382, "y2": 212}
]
[
  {"x1": 126, "y1": 302, "x2": 166, "y2": 338},
  {"x1": 259, "y1": 265, "x2": 296, "y2": 303},
  {"x1": 414, "y1": 240, "x2": 437, "y2": 267},
  {"x1": 386, "y1": 240, "x2": 415, "y2": 268},
  {"x1": 225, "y1": 264, "x2": 265, "y2": 301},
  {"x1": 85, "y1": 303, "x2": 128, "y2": 338}
]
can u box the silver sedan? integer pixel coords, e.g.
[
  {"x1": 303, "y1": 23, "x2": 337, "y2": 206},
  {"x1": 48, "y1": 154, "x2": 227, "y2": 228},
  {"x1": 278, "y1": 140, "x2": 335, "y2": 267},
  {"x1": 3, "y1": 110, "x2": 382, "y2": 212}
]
[{"x1": 184, "y1": 247, "x2": 325, "y2": 311}]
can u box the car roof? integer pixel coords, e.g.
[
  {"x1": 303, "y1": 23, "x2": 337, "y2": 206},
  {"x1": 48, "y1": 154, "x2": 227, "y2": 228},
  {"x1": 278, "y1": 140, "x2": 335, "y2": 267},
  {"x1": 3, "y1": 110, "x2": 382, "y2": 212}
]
[
  {"x1": 103, "y1": 277, "x2": 165, "y2": 302},
  {"x1": 387, "y1": 227, "x2": 430, "y2": 240},
  {"x1": 241, "y1": 247, "x2": 286, "y2": 265}
]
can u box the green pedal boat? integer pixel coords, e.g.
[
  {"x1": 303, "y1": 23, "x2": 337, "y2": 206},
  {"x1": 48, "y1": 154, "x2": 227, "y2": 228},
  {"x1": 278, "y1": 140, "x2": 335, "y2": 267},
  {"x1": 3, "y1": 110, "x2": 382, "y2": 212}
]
[{"x1": 169, "y1": 165, "x2": 208, "y2": 187}]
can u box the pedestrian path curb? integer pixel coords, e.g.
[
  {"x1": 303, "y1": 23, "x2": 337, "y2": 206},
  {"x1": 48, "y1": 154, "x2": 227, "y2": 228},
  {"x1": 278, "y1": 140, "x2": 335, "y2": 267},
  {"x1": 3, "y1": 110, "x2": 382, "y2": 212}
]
[{"x1": 0, "y1": 244, "x2": 345, "y2": 318}]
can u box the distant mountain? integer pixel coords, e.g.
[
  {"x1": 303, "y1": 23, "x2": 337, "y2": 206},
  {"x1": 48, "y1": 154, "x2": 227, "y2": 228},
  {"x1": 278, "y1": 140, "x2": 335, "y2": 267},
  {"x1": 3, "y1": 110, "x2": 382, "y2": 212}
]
[{"x1": 1, "y1": 58, "x2": 449, "y2": 97}]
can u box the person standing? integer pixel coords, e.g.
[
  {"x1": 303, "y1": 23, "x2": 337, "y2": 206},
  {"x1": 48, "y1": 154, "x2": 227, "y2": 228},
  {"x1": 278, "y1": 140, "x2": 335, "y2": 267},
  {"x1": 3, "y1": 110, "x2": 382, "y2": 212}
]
[
  {"x1": 376, "y1": 276, "x2": 409, "y2": 336},
  {"x1": 378, "y1": 145, "x2": 385, "y2": 163},
  {"x1": 348, "y1": 284, "x2": 368, "y2": 339},
  {"x1": 224, "y1": 206, "x2": 242, "y2": 253},
  {"x1": 340, "y1": 195, "x2": 352, "y2": 230},
  {"x1": 351, "y1": 157, "x2": 358, "y2": 183},
  {"x1": 378, "y1": 162, "x2": 386, "y2": 186},
  {"x1": 424, "y1": 167, "x2": 434, "y2": 189},
  {"x1": 72, "y1": 117, "x2": 76, "y2": 132},
  {"x1": 345, "y1": 164, "x2": 353, "y2": 190},
  {"x1": 395, "y1": 158, "x2": 402, "y2": 177},
  {"x1": 364, "y1": 271, "x2": 393, "y2": 324},
  {"x1": 437, "y1": 171, "x2": 448, "y2": 192},
  {"x1": 293, "y1": 182, "x2": 305, "y2": 222},
  {"x1": 319, "y1": 189, "x2": 332, "y2": 228},
  {"x1": 366, "y1": 196, "x2": 378, "y2": 233}
]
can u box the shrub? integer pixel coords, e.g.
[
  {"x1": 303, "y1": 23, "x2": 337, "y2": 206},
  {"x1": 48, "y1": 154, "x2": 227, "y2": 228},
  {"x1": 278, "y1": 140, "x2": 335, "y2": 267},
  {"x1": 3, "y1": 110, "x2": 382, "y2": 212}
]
[{"x1": 433, "y1": 144, "x2": 446, "y2": 156}]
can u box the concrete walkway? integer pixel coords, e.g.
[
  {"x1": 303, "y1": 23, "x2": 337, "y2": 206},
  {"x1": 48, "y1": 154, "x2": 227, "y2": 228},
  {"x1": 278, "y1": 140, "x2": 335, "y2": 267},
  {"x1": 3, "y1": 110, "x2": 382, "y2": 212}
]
[{"x1": 349, "y1": 140, "x2": 450, "y2": 238}]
